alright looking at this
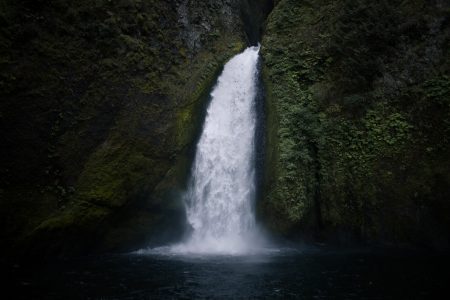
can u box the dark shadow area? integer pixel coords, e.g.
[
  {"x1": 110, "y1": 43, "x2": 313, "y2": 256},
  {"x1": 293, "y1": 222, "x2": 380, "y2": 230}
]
[
  {"x1": 253, "y1": 56, "x2": 267, "y2": 228},
  {"x1": 3, "y1": 247, "x2": 450, "y2": 299},
  {"x1": 241, "y1": 0, "x2": 274, "y2": 46}
]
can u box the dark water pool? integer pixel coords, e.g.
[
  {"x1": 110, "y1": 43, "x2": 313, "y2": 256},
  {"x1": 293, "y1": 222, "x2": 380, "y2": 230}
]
[{"x1": 4, "y1": 247, "x2": 450, "y2": 299}]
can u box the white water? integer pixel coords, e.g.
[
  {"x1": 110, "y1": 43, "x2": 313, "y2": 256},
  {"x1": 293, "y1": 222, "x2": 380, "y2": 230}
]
[{"x1": 170, "y1": 46, "x2": 263, "y2": 255}]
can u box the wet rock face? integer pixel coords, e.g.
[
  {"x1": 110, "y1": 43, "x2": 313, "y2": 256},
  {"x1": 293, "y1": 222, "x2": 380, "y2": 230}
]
[
  {"x1": 177, "y1": 0, "x2": 242, "y2": 53},
  {"x1": 176, "y1": 0, "x2": 274, "y2": 51}
]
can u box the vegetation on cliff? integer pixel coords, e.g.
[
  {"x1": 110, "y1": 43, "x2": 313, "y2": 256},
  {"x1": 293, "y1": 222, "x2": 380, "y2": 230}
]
[{"x1": 262, "y1": 0, "x2": 450, "y2": 248}]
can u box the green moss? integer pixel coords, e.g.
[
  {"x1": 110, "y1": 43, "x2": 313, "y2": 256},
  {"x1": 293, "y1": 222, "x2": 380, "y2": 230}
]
[
  {"x1": 34, "y1": 203, "x2": 110, "y2": 232},
  {"x1": 262, "y1": 0, "x2": 450, "y2": 245},
  {"x1": 76, "y1": 143, "x2": 165, "y2": 208}
]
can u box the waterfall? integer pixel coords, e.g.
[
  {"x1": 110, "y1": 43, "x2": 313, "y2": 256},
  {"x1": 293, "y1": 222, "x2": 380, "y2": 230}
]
[{"x1": 173, "y1": 45, "x2": 262, "y2": 254}]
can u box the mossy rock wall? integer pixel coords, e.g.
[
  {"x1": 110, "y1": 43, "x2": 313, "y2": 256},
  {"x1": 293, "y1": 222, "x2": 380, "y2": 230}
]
[
  {"x1": 261, "y1": 0, "x2": 450, "y2": 248},
  {"x1": 0, "y1": 0, "x2": 273, "y2": 257}
]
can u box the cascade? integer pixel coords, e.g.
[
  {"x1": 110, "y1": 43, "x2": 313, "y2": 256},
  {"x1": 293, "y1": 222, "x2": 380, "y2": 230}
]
[{"x1": 173, "y1": 46, "x2": 262, "y2": 254}]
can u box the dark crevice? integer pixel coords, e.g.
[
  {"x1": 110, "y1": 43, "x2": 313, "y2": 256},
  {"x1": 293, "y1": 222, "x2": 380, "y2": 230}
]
[
  {"x1": 254, "y1": 56, "x2": 266, "y2": 225},
  {"x1": 240, "y1": 0, "x2": 274, "y2": 45}
]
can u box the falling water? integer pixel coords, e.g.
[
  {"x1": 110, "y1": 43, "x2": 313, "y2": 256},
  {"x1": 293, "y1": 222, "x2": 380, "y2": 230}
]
[{"x1": 173, "y1": 46, "x2": 262, "y2": 254}]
